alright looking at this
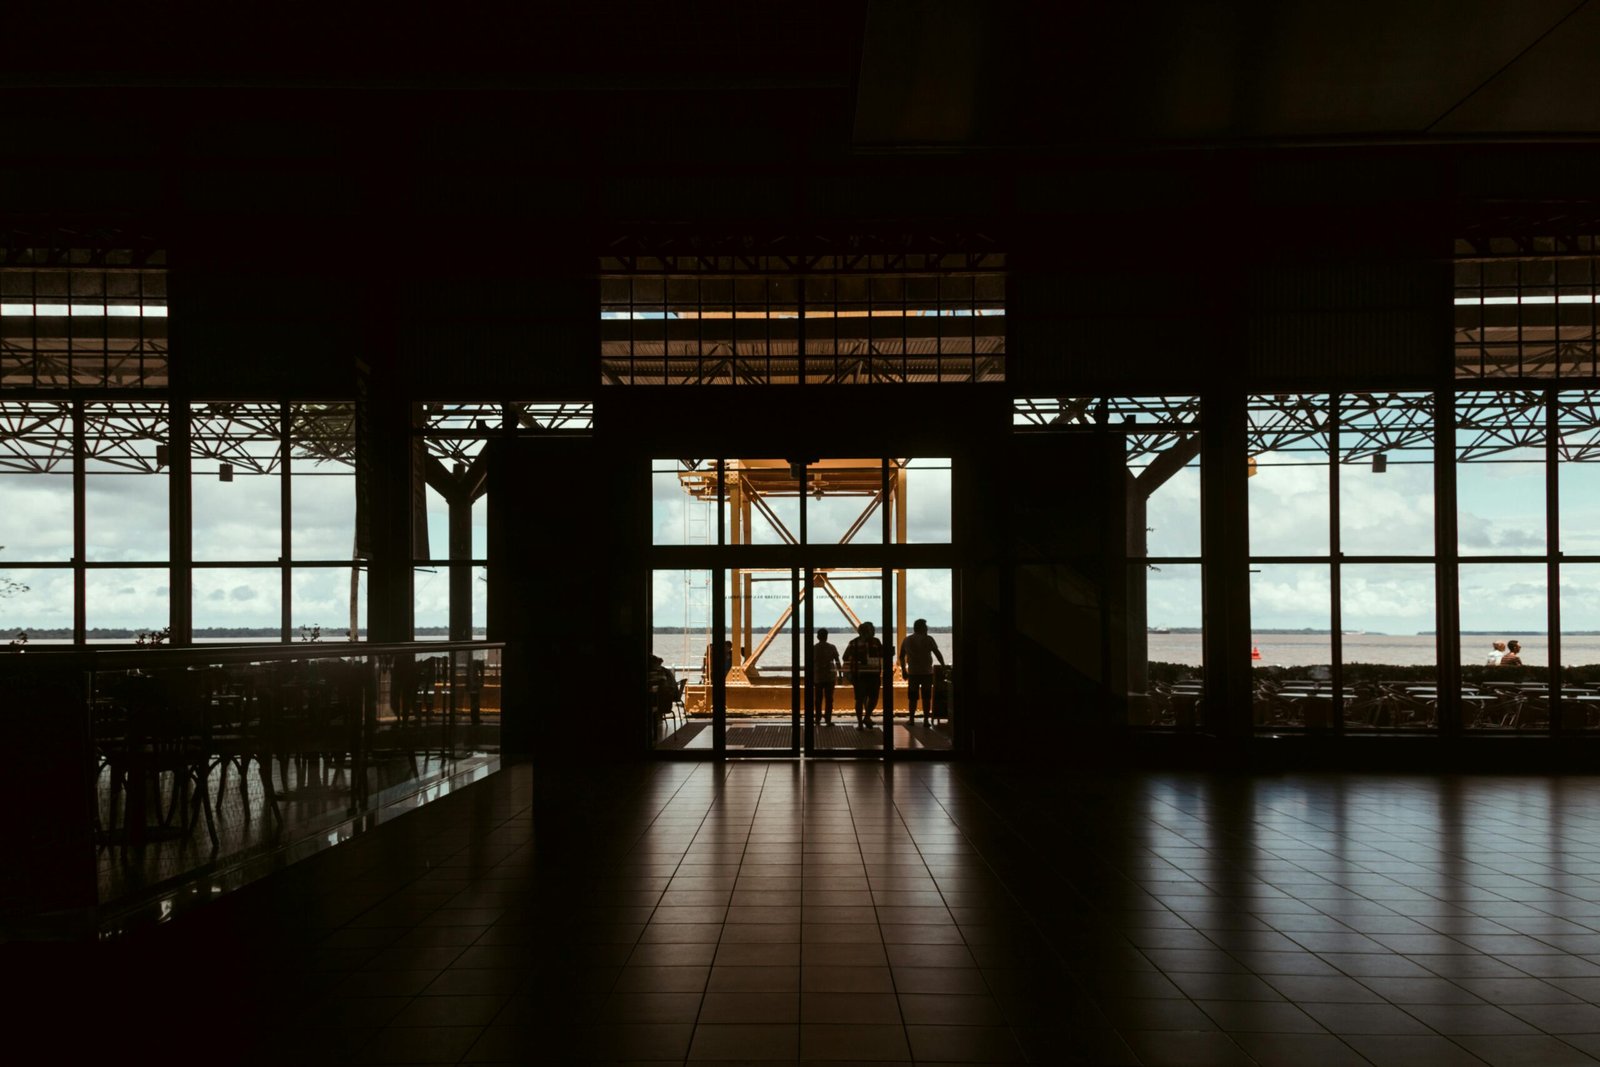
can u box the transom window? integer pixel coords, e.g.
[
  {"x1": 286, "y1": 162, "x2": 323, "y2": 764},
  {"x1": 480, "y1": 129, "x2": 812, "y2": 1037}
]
[{"x1": 600, "y1": 249, "x2": 1005, "y2": 385}]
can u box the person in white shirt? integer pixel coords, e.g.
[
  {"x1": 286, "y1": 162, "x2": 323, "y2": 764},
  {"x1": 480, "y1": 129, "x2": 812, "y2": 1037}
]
[
  {"x1": 1486, "y1": 640, "x2": 1506, "y2": 667},
  {"x1": 897, "y1": 619, "x2": 946, "y2": 726}
]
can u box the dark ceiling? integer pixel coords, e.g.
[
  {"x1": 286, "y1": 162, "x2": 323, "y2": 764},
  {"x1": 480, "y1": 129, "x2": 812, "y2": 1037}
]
[{"x1": 6, "y1": 0, "x2": 1598, "y2": 150}]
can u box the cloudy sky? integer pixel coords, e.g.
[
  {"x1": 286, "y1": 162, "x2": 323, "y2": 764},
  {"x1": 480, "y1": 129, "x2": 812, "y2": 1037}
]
[
  {"x1": 0, "y1": 458, "x2": 479, "y2": 634},
  {"x1": 6, "y1": 447, "x2": 1600, "y2": 648}
]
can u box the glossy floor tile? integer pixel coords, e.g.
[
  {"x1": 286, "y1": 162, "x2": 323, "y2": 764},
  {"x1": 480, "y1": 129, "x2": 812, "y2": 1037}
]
[{"x1": 38, "y1": 764, "x2": 1600, "y2": 1064}]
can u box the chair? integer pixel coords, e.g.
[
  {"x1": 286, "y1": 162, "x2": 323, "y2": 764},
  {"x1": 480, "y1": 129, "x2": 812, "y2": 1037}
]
[
  {"x1": 97, "y1": 669, "x2": 218, "y2": 850},
  {"x1": 672, "y1": 677, "x2": 688, "y2": 724}
]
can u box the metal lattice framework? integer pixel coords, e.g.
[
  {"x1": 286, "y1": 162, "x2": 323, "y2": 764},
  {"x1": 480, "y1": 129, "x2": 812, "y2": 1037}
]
[
  {"x1": 0, "y1": 241, "x2": 168, "y2": 390},
  {"x1": 1020, "y1": 391, "x2": 1600, "y2": 469},
  {"x1": 418, "y1": 402, "x2": 594, "y2": 468},
  {"x1": 1455, "y1": 390, "x2": 1546, "y2": 462},
  {"x1": 0, "y1": 402, "x2": 72, "y2": 473},
  {"x1": 0, "y1": 401, "x2": 356, "y2": 475},
  {"x1": 1013, "y1": 396, "x2": 1199, "y2": 464},
  {"x1": 1247, "y1": 394, "x2": 1331, "y2": 456},
  {"x1": 1454, "y1": 235, "x2": 1600, "y2": 380},
  {"x1": 1557, "y1": 390, "x2": 1600, "y2": 462},
  {"x1": 1337, "y1": 392, "x2": 1435, "y2": 462},
  {"x1": 600, "y1": 247, "x2": 1006, "y2": 386},
  {"x1": 82, "y1": 403, "x2": 167, "y2": 473}
]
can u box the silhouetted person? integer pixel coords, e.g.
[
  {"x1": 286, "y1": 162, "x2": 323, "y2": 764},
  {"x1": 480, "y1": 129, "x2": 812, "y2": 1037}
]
[
  {"x1": 722, "y1": 640, "x2": 735, "y2": 679},
  {"x1": 1500, "y1": 639, "x2": 1523, "y2": 667},
  {"x1": 844, "y1": 621, "x2": 884, "y2": 728},
  {"x1": 898, "y1": 618, "x2": 946, "y2": 726},
  {"x1": 813, "y1": 628, "x2": 842, "y2": 725},
  {"x1": 648, "y1": 654, "x2": 676, "y2": 719}
]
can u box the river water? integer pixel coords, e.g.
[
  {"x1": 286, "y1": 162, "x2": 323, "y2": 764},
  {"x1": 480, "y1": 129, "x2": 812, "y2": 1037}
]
[{"x1": 656, "y1": 630, "x2": 1595, "y2": 672}]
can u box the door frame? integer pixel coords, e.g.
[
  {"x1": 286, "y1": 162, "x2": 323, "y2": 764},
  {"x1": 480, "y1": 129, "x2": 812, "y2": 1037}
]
[{"x1": 647, "y1": 458, "x2": 958, "y2": 761}]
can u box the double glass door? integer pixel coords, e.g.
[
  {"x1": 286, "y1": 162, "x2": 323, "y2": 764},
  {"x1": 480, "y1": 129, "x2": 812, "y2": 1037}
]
[
  {"x1": 647, "y1": 457, "x2": 955, "y2": 758},
  {"x1": 649, "y1": 563, "x2": 956, "y2": 757}
]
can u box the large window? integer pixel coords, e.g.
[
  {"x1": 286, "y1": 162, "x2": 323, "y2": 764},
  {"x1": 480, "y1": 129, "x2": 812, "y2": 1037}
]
[
  {"x1": 600, "y1": 249, "x2": 1005, "y2": 385},
  {"x1": 1248, "y1": 393, "x2": 1438, "y2": 730},
  {"x1": 0, "y1": 401, "x2": 171, "y2": 644},
  {"x1": 190, "y1": 402, "x2": 359, "y2": 642}
]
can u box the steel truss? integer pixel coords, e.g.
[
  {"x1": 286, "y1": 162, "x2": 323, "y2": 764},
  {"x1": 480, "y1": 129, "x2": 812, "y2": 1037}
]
[
  {"x1": 681, "y1": 459, "x2": 906, "y2": 678},
  {"x1": 600, "y1": 241, "x2": 1005, "y2": 386},
  {"x1": 1, "y1": 240, "x2": 168, "y2": 390},
  {"x1": 0, "y1": 401, "x2": 355, "y2": 476}
]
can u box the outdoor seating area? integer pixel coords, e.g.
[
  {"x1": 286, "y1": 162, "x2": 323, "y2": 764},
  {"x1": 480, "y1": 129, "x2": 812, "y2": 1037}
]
[{"x1": 1248, "y1": 677, "x2": 1600, "y2": 730}]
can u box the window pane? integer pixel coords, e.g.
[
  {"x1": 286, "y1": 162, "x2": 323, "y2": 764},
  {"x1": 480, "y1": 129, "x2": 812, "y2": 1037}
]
[
  {"x1": 1557, "y1": 390, "x2": 1600, "y2": 554},
  {"x1": 652, "y1": 459, "x2": 717, "y2": 547},
  {"x1": 1457, "y1": 391, "x2": 1546, "y2": 556},
  {"x1": 1339, "y1": 393, "x2": 1434, "y2": 556},
  {"x1": 86, "y1": 568, "x2": 168, "y2": 642},
  {"x1": 652, "y1": 568, "x2": 712, "y2": 751},
  {"x1": 1251, "y1": 563, "x2": 1333, "y2": 728},
  {"x1": 726, "y1": 459, "x2": 800, "y2": 547},
  {"x1": 0, "y1": 402, "x2": 73, "y2": 561},
  {"x1": 413, "y1": 564, "x2": 449, "y2": 637},
  {"x1": 191, "y1": 402, "x2": 280, "y2": 562},
  {"x1": 1136, "y1": 563, "x2": 1203, "y2": 728},
  {"x1": 1249, "y1": 395, "x2": 1330, "y2": 557},
  {"x1": 85, "y1": 473, "x2": 168, "y2": 561},
  {"x1": 291, "y1": 565, "x2": 364, "y2": 641},
  {"x1": 192, "y1": 461, "x2": 280, "y2": 560},
  {"x1": 812, "y1": 566, "x2": 886, "y2": 751},
  {"x1": 290, "y1": 468, "x2": 355, "y2": 562},
  {"x1": 193, "y1": 567, "x2": 281, "y2": 641},
  {"x1": 1341, "y1": 564, "x2": 1437, "y2": 731},
  {"x1": 0, "y1": 568, "x2": 72, "y2": 641},
  {"x1": 1559, "y1": 564, "x2": 1600, "y2": 732},
  {"x1": 725, "y1": 566, "x2": 797, "y2": 751},
  {"x1": 289, "y1": 402, "x2": 355, "y2": 561},
  {"x1": 804, "y1": 460, "x2": 885, "y2": 546},
  {"x1": 901, "y1": 458, "x2": 952, "y2": 544},
  {"x1": 892, "y1": 567, "x2": 952, "y2": 750},
  {"x1": 85, "y1": 403, "x2": 169, "y2": 563}
]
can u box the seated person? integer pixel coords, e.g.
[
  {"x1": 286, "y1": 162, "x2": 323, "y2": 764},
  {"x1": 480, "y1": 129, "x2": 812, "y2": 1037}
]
[
  {"x1": 647, "y1": 655, "x2": 677, "y2": 716},
  {"x1": 1500, "y1": 640, "x2": 1523, "y2": 667}
]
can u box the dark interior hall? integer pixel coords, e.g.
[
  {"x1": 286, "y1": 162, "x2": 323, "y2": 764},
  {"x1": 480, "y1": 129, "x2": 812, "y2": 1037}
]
[{"x1": 9, "y1": 2, "x2": 1600, "y2": 1063}]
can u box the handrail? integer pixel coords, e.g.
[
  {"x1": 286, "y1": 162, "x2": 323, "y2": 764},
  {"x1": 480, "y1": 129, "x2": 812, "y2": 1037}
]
[{"x1": 0, "y1": 640, "x2": 504, "y2": 671}]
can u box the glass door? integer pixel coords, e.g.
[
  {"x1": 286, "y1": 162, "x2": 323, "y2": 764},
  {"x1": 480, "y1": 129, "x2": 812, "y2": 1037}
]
[
  {"x1": 804, "y1": 565, "x2": 892, "y2": 756},
  {"x1": 723, "y1": 565, "x2": 801, "y2": 756}
]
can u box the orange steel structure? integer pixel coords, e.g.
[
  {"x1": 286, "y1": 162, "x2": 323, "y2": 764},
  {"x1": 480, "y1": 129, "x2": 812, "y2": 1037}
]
[{"x1": 679, "y1": 458, "x2": 913, "y2": 716}]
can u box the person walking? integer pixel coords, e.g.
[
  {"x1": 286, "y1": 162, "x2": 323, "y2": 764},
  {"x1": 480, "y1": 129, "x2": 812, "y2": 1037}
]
[
  {"x1": 897, "y1": 618, "x2": 946, "y2": 726},
  {"x1": 813, "y1": 628, "x2": 842, "y2": 726},
  {"x1": 843, "y1": 621, "x2": 884, "y2": 728}
]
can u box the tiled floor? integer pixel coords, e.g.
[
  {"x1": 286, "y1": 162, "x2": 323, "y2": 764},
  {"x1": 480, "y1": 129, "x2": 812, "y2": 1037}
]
[
  {"x1": 45, "y1": 763, "x2": 1600, "y2": 1065},
  {"x1": 656, "y1": 717, "x2": 954, "y2": 751}
]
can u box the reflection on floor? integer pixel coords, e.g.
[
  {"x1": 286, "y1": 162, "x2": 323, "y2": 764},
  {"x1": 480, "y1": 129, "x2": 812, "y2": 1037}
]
[
  {"x1": 656, "y1": 717, "x2": 954, "y2": 752},
  {"x1": 96, "y1": 749, "x2": 500, "y2": 928},
  {"x1": 48, "y1": 763, "x2": 1600, "y2": 1065}
]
